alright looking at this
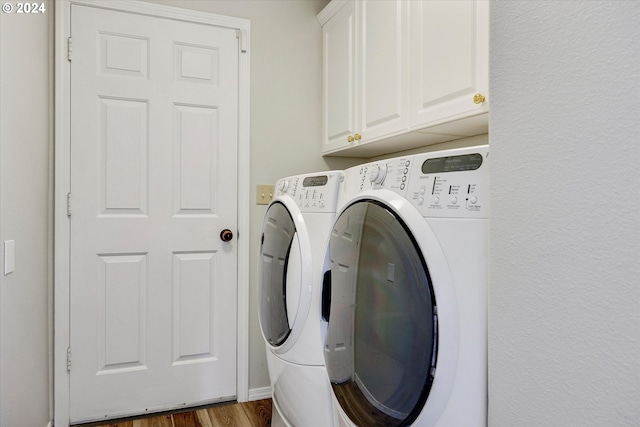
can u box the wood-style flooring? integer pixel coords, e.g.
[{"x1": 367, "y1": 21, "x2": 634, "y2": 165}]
[{"x1": 81, "y1": 399, "x2": 272, "y2": 427}]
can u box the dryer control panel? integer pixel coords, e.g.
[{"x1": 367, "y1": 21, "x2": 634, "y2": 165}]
[
  {"x1": 275, "y1": 171, "x2": 344, "y2": 213},
  {"x1": 344, "y1": 156, "x2": 414, "y2": 198},
  {"x1": 406, "y1": 146, "x2": 489, "y2": 219}
]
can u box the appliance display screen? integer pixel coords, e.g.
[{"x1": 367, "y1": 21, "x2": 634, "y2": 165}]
[
  {"x1": 302, "y1": 175, "x2": 329, "y2": 187},
  {"x1": 422, "y1": 153, "x2": 483, "y2": 174}
]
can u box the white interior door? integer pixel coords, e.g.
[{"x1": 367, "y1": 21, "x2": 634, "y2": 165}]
[{"x1": 69, "y1": 4, "x2": 239, "y2": 422}]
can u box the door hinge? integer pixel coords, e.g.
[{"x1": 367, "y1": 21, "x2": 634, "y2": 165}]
[
  {"x1": 67, "y1": 192, "x2": 72, "y2": 217},
  {"x1": 236, "y1": 29, "x2": 247, "y2": 53},
  {"x1": 67, "y1": 347, "x2": 72, "y2": 371},
  {"x1": 67, "y1": 37, "x2": 73, "y2": 61}
]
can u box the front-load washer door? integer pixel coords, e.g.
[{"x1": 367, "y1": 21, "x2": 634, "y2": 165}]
[
  {"x1": 324, "y1": 199, "x2": 438, "y2": 427},
  {"x1": 259, "y1": 199, "x2": 312, "y2": 352}
]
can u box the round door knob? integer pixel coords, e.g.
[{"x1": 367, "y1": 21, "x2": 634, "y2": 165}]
[
  {"x1": 220, "y1": 229, "x2": 233, "y2": 242},
  {"x1": 473, "y1": 93, "x2": 486, "y2": 104}
]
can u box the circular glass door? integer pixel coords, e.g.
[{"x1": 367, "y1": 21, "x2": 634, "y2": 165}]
[
  {"x1": 259, "y1": 201, "x2": 298, "y2": 347},
  {"x1": 324, "y1": 200, "x2": 437, "y2": 426}
]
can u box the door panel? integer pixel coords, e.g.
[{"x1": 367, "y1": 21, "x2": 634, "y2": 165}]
[
  {"x1": 410, "y1": 0, "x2": 489, "y2": 126},
  {"x1": 99, "y1": 97, "x2": 148, "y2": 215},
  {"x1": 360, "y1": 0, "x2": 409, "y2": 140},
  {"x1": 322, "y1": 0, "x2": 356, "y2": 152},
  {"x1": 97, "y1": 253, "x2": 147, "y2": 373},
  {"x1": 69, "y1": 5, "x2": 239, "y2": 422}
]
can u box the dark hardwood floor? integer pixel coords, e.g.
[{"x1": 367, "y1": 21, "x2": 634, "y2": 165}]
[{"x1": 80, "y1": 399, "x2": 272, "y2": 427}]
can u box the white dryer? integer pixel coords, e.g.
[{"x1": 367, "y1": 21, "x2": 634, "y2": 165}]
[
  {"x1": 259, "y1": 171, "x2": 344, "y2": 427},
  {"x1": 321, "y1": 146, "x2": 489, "y2": 426}
]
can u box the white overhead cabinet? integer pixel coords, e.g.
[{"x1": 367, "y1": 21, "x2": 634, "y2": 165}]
[{"x1": 318, "y1": 0, "x2": 489, "y2": 157}]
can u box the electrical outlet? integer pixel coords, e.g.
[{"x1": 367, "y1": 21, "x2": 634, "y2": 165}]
[{"x1": 256, "y1": 185, "x2": 275, "y2": 205}]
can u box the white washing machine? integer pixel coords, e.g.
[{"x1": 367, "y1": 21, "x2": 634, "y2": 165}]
[
  {"x1": 321, "y1": 146, "x2": 489, "y2": 426},
  {"x1": 258, "y1": 171, "x2": 344, "y2": 427}
]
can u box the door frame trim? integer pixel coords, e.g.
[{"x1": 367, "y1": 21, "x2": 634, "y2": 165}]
[{"x1": 54, "y1": 1, "x2": 250, "y2": 425}]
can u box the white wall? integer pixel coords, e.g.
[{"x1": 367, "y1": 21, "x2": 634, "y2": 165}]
[
  {"x1": 489, "y1": 2, "x2": 639, "y2": 426},
  {"x1": 0, "y1": 1, "x2": 53, "y2": 426}
]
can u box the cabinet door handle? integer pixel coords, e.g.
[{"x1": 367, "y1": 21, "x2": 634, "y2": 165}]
[
  {"x1": 473, "y1": 93, "x2": 486, "y2": 104},
  {"x1": 347, "y1": 135, "x2": 355, "y2": 143},
  {"x1": 354, "y1": 133, "x2": 362, "y2": 141}
]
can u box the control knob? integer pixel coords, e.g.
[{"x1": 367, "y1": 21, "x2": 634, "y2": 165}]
[
  {"x1": 278, "y1": 180, "x2": 289, "y2": 192},
  {"x1": 369, "y1": 164, "x2": 387, "y2": 185}
]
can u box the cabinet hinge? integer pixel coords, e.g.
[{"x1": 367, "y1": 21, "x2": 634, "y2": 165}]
[
  {"x1": 236, "y1": 29, "x2": 247, "y2": 53},
  {"x1": 67, "y1": 347, "x2": 72, "y2": 372},
  {"x1": 67, "y1": 37, "x2": 73, "y2": 61},
  {"x1": 67, "y1": 192, "x2": 72, "y2": 217}
]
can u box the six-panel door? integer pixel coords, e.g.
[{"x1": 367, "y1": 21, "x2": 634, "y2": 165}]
[{"x1": 69, "y1": 4, "x2": 239, "y2": 422}]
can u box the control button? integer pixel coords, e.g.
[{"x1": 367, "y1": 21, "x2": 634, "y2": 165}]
[
  {"x1": 400, "y1": 183, "x2": 405, "y2": 190},
  {"x1": 405, "y1": 160, "x2": 410, "y2": 167},
  {"x1": 403, "y1": 168, "x2": 409, "y2": 174},
  {"x1": 451, "y1": 197, "x2": 458, "y2": 204},
  {"x1": 419, "y1": 186, "x2": 426, "y2": 195},
  {"x1": 418, "y1": 197, "x2": 424, "y2": 206},
  {"x1": 402, "y1": 176, "x2": 407, "y2": 182},
  {"x1": 433, "y1": 197, "x2": 440, "y2": 205},
  {"x1": 470, "y1": 196, "x2": 478, "y2": 204}
]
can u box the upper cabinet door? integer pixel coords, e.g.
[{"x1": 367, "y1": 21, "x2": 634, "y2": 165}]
[
  {"x1": 358, "y1": 0, "x2": 410, "y2": 142},
  {"x1": 321, "y1": 0, "x2": 357, "y2": 154},
  {"x1": 410, "y1": 0, "x2": 489, "y2": 128}
]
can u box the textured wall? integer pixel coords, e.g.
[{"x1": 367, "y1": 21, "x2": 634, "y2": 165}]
[
  {"x1": 489, "y1": 1, "x2": 640, "y2": 425},
  {"x1": 0, "y1": 1, "x2": 53, "y2": 426}
]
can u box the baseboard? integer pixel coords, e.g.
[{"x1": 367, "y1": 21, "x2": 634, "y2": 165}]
[
  {"x1": 46, "y1": 422, "x2": 53, "y2": 427},
  {"x1": 248, "y1": 386, "x2": 272, "y2": 401}
]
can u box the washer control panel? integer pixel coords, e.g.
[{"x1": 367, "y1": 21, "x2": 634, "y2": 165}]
[
  {"x1": 275, "y1": 171, "x2": 344, "y2": 213},
  {"x1": 406, "y1": 147, "x2": 489, "y2": 218},
  {"x1": 351, "y1": 156, "x2": 413, "y2": 196}
]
